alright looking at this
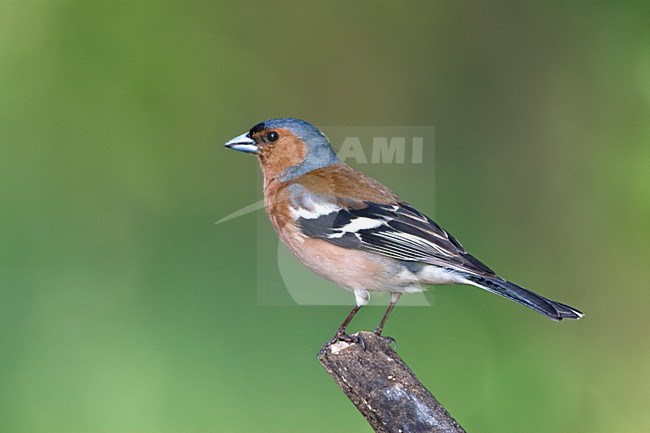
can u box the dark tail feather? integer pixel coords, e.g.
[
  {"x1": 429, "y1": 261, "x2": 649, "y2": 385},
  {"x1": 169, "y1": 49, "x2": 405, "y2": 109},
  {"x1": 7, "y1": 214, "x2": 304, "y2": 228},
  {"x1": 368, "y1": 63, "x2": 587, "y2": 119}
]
[{"x1": 464, "y1": 275, "x2": 584, "y2": 321}]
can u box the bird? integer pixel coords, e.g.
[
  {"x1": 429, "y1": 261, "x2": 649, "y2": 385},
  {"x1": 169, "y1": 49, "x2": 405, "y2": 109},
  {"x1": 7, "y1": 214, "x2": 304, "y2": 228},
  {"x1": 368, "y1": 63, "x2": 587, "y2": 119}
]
[{"x1": 224, "y1": 117, "x2": 584, "y2": 342}]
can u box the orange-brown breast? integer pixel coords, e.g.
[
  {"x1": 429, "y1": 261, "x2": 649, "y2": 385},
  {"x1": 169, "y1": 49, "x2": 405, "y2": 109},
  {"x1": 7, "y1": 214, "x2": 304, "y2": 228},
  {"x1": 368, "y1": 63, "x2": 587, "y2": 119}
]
[
  {"x1": 261, "y1": 162, "x2": 407, "y2": 292},
  {"x1": 286, "y1": 236, "x2": 393, "y2": 292},
  {"x1": 263, "y1": 181, "x2": 297, "y2": 233}
]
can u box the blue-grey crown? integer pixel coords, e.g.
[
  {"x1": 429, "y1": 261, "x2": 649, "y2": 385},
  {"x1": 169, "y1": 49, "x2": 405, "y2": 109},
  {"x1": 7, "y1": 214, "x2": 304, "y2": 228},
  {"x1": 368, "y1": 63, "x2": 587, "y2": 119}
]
[{"x1": 255, "y1": 118, "x2": 340, "y2": 181}]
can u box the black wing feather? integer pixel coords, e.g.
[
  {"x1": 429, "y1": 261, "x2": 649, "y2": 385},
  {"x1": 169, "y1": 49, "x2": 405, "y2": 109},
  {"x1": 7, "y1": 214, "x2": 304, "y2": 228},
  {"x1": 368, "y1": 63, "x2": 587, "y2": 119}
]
[{"x1": 297, "y1": 201, "x2": 494, "y2": 276}]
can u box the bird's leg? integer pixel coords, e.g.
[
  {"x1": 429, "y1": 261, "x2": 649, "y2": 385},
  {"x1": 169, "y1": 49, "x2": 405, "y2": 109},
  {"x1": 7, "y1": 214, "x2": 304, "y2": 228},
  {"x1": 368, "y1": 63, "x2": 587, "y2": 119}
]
[
  {"x1": 374, "y1": 292, "x2": 402, "y2": 337},
  {"x1": 328, "y1": 304, "x2": 362, "y2": 345}
]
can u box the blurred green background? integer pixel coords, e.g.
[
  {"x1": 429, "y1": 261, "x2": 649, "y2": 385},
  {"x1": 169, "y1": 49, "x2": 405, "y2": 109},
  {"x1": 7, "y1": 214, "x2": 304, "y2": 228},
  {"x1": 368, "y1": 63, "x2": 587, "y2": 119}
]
[{"x1": 2, "y1": 1, "x2": 649, "y2": 432}]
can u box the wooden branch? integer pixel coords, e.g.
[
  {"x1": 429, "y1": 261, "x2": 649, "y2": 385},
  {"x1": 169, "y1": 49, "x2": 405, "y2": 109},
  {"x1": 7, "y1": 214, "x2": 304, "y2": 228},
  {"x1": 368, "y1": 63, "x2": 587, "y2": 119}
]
[{"x1": 318, "y1": 331, "x2": 466, "y2": 433}]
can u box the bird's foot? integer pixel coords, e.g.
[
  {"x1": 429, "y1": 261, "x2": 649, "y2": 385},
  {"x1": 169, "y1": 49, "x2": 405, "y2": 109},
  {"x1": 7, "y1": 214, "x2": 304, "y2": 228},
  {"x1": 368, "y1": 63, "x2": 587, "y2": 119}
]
[
  {"x1": 373, "y1": 328, "x2": 397, "y2": 348},
  {"x1": 327, "y1": 330, "x2": 365, "y2": 349}
]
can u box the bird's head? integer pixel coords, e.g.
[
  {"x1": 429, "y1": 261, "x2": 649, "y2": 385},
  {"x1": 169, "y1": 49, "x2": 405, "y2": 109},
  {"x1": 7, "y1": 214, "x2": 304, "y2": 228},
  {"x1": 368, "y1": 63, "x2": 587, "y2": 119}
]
[{"x1": 225, "y1": 118, "x2": 339, "y2": 181}]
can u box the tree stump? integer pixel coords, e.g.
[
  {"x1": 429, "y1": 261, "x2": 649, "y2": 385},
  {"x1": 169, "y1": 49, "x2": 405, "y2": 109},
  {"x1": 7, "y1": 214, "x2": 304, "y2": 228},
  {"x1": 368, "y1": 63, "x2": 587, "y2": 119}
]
[{"x1": 318, "y1": 331, "x2": 466, "y2": 433}]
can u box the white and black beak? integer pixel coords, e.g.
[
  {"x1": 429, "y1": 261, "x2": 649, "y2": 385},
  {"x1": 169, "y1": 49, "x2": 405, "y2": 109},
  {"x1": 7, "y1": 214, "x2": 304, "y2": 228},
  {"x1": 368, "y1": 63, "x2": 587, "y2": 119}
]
[{"x1": 225, "y1": 132, "x2": 258, "y2": 154}]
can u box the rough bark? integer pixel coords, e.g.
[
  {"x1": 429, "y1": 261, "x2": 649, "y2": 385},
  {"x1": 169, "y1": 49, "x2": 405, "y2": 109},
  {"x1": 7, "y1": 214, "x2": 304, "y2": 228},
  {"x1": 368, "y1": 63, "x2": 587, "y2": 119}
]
[{"x1": 318, "y1": 331, "x2": 466, "y2": 433}]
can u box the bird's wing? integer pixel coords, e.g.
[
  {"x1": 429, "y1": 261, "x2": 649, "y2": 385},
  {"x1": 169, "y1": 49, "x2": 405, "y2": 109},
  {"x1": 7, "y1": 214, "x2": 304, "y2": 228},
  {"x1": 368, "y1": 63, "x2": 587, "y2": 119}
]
[
  {"x1": 294, "y1": 197, "x2": 495, "y2": 276},
  {"x1": 281, "y1": 163, "x2": 494, "y2": 276}
]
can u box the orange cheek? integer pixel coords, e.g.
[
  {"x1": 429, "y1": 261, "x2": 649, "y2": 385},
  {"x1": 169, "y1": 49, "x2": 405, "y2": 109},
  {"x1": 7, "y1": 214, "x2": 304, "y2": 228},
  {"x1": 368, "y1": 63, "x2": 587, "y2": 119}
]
[{"x1": 259, "y1": 136, "x2": 308, "y2": 179}]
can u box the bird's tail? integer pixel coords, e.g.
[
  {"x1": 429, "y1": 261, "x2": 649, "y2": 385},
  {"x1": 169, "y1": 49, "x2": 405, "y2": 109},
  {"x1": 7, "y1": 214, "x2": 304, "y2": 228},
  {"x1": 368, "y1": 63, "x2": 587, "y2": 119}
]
[{"x1": 463, "y1": 275, "x2": 584, "y2": 321}]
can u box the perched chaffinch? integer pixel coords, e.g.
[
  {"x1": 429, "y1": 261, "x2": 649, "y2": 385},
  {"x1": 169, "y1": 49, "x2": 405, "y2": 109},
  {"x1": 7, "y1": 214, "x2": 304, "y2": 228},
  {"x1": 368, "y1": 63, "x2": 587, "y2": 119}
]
[{"x1": 225, "y1": 118, "x2": 583, "y2": 341}]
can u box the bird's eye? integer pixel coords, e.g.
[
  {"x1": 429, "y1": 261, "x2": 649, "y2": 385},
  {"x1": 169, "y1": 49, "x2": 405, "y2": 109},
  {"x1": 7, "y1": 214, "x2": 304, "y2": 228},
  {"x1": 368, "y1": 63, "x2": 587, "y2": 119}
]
[{"x1": 266, "y1": 131, "x2": 279, "y2": 142}]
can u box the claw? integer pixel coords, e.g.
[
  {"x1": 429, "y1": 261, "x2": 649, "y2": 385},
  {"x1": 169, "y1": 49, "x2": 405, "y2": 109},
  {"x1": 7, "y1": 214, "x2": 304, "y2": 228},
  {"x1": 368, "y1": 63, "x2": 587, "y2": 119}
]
[
  {"x1": 374, "y1": 328, "x2": 397, "y2": 348},
  {"x1": 327, "y1": 304, "x2": 363, "y2": 347},
  {"x1": 335, "y1": 333, "x2": 353, "y2": 344},
  {"x1": 380, "y1": 335, "x2": 397, "y2": 349},
  {"x1": 354, "y1": 334, "x2": 366, "y2": 350},
  {"x1": 327, "y1": 330, "x2": 353, "y2": 346},
  {"x1": 327, "y1": 331, "x2": 366, "y2": 350}
]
